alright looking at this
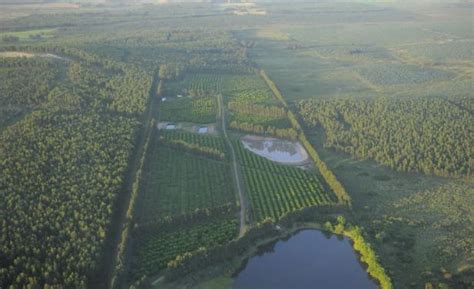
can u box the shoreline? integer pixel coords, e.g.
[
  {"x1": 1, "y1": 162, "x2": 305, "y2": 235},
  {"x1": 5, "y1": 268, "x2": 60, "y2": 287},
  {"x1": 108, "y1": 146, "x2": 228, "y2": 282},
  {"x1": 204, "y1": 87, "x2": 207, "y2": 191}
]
[
  {"x1": 153, "y1": 220, "x2": 384, "y2": 289},
  {"x1": 240, "y1": 134, "x2": 311, "y2": 166}
]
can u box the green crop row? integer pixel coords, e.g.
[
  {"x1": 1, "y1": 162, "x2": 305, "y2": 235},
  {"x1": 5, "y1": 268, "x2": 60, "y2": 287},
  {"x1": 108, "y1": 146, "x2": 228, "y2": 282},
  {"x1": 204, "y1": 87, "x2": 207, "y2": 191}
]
[
  {"x1": 160, "y1": 130, "x2": 226, "y2": 156},
  {"x1": 137, "y1": 145, "x2": 235, "y2": 222},
  {"x1": 132, "y1": 218, "x2": 238, "y2": 277},
  {"x1": 159, "y1": 96, "x2": 217, "y2": 124},
  {"x1": 243, "y1": 168, "x2": 335, "y2": 221},
  {"x1": 234, "y1": 140, "x2": 337, "y2": 221}
]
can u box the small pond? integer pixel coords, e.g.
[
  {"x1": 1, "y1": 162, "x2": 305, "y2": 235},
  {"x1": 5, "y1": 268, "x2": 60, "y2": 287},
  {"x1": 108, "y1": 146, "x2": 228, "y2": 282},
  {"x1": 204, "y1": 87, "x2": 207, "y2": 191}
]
[
  {"x1": 198, "y1": 126, "x2": 208, "y2": 134},
  {"x1": 233, "y1": 230, "x2": 378, "y2": 289},
  {"x1": 241, "y1": 135, "x2": 308, "y2": 165}
]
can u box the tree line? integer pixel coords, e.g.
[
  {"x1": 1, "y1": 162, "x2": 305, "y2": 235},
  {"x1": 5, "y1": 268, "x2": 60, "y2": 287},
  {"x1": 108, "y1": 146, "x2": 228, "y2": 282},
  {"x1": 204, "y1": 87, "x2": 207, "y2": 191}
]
[
  {"x1": 228, "y1": 101, "x2": 286, "y2": 118},
  {"x1": 229, "y1": 120, "x2": 298, "y2": 140},
  {"x1": 324, "y1": 216, "x2": 393, "y2": 289},
  {"x1": 259, "y1": 69, "x2": 351, "y2": 204},
  {"x1": 159, "y1": 137, "x2": 226, "y2": 161}
]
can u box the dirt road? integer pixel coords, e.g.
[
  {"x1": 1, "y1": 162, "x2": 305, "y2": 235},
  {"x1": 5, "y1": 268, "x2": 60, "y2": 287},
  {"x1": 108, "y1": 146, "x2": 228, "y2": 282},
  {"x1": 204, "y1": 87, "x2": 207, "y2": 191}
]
[{"x1": 218, "y1": 94, "x2": 248, "y2": 238}]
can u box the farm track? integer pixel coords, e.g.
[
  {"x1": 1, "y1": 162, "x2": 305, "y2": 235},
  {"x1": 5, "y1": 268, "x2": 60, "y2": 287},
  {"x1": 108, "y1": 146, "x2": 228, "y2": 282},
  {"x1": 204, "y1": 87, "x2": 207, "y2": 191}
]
[
  {"x1": 218, "y1": 94, "x2": 248, "y2": 238},
  {"x1": 99, "y1": 74, "x2": 160, "y2": 289}
]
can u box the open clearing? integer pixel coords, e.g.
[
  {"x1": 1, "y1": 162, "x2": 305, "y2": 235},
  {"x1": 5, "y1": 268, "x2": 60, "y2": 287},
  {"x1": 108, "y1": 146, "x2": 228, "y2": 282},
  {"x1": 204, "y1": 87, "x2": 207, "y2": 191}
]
[{"x1": 157, "y1": 122, "x2": 217, "y2": 135}]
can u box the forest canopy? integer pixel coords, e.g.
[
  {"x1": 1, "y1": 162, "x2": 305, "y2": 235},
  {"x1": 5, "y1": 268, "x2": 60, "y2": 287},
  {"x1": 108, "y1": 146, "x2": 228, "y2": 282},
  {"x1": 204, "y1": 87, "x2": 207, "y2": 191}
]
[{"x1": 299, "y1": 96, "x2": 473, "y2": 178}]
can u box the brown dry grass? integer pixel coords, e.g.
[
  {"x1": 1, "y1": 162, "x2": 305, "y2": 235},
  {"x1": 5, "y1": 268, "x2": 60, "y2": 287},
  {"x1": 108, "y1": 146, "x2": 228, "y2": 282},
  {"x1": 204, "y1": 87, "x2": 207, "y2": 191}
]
[{"x1": 0, "y1": 51, "x2": 35, "y2": 58}]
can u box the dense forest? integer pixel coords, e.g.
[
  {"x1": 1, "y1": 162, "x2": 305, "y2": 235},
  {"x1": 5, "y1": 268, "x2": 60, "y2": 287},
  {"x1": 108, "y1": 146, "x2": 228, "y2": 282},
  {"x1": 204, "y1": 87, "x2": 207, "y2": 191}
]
[
  {"x1": 0, "y1": 47, "x2": 151, "y2": 288},
  {"x1": 0, "y1": 57, "x2": 62, "y2": 129},
  {"x1": 299, "y1": 96, "x2": 473, "y2": 178}
]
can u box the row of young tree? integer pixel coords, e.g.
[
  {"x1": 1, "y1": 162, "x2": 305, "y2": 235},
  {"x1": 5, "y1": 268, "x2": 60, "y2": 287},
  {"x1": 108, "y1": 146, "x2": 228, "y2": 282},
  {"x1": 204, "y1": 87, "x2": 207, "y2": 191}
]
[
  {"x1": 163, "y1": 219, "x2": 278, "y2": 281},
  {"x1": 299, "y1": 96, "x2": 473, "y2": 178},
  {"x1": 158, "y1": 63, "x2": 185, "y2": 80},
  {"x1": 159, "y1": 137, "x2": 226, "y2": 160},
  {"x1": 229, "y1": 121, "x2": 298, "y2": 140},
  {"x1": 228, "y1": 101, "x2": 286, "y2": 118}
]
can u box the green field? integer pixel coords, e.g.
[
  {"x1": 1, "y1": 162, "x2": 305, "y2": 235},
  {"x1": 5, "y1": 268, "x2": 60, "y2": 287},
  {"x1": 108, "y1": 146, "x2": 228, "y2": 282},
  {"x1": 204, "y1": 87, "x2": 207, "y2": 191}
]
[
  {"x1": 159, "y1": 96, "x2": 217, "y2": 124},
  {"x1": 0, "y1": 28, "x2": 56, "y2": 40},
  {"x1": 138, "y1": 139, "x2": 235, "y2": 222},
  {"x1": 132, "y1": 217, "x2": 238, "y2": 278},
  {"x1": 160, "y1": 130, "x2": 227, "y2": 159},
  {"x1": 234, "y1": 140, "x2": 336, "y2": 222},
  {"x1": 163, "y1": 73, "x2": 224, "y2": 96}
]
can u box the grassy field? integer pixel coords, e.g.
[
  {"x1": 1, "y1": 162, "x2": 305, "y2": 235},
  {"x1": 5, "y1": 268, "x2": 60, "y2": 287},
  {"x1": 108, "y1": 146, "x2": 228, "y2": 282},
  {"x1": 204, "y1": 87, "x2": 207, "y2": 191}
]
[{"x1": 237, "y1": 6, "x2": 472, "y2": 104}]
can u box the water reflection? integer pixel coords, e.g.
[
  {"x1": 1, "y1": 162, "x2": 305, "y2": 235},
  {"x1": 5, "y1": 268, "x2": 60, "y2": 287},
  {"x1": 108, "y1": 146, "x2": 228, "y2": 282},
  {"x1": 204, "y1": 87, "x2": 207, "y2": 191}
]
[
  {"x1": 233, "y1": 230, "x2": 378, "y2": 289},
  {"x1": 241, "y1": 135, "x2": 309, "y2": 164}
]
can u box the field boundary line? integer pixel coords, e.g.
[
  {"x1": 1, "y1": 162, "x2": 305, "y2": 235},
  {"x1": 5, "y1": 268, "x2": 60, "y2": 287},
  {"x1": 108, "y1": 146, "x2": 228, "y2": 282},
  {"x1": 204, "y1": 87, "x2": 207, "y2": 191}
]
[
  {"x1": 106, "y1": 76, "x2": 161, "y2": 289},
  {"x1": 258, "y1": 69, "x2": 351, "y2": 205}
]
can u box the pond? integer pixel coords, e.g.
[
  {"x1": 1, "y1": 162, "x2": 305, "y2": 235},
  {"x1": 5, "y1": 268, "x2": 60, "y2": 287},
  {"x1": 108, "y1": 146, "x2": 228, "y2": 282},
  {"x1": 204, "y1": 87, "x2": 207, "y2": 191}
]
[
  {"x1": 198, "y1": 126, "x2": 208, "y2": 134},
  {"x1": 233, "y1": 230, "x2": 378, "y2": 289},
  {"x1": 241, "y1": 135, "x2": 309, "y2": 165}
]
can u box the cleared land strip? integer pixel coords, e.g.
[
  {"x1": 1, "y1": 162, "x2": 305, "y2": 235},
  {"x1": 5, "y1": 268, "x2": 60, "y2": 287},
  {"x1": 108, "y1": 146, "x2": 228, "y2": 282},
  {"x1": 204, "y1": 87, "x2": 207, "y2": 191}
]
[{"x1": 218, "y1": 94, "x2": 248, "y2": 237}]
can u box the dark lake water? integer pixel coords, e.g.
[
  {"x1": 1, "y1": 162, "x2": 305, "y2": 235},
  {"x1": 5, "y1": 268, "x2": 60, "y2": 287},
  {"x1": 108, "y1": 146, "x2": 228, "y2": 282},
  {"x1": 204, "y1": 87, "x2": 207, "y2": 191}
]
[{"x1": 232, "y1": 230, "x2": 378, "y2": 289}]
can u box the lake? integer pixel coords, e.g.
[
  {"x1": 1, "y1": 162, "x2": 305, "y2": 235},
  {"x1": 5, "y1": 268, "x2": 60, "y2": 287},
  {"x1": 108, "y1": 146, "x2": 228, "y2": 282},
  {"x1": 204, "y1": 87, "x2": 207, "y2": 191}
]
[
  {"x1": 233, "y1": 230, "x2": 378, "y2": 289},
  {"x1": 241, "y1": 135, "x2": 309, "y2": 165}
]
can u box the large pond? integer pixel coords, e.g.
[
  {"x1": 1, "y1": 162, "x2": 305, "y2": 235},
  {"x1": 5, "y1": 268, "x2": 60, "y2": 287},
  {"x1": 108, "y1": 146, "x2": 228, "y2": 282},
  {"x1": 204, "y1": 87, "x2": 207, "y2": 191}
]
[
  {"x1": 233, "y1": 230, "x2": 378, "y2": 289},
  {"x1": 241, "y1": 135, "x2": 309, "y2": 165}
]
